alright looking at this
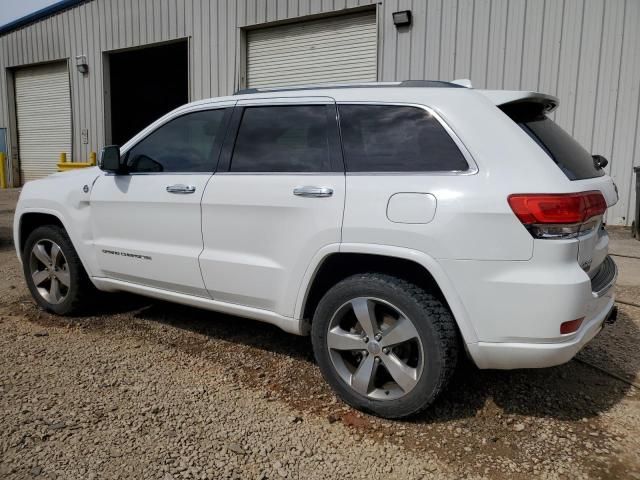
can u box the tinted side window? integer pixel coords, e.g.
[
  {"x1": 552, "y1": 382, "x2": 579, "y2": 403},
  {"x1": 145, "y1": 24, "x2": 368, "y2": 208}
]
[
  {"x1": 126, "y1": 109, "x2": 227, "y2": 173},
  {"x1": 338, "y1": 105, "x2": 469, "y2": 172},
  {"x1": 230, "y1": 106, "x2": 331, "y2": 172}
]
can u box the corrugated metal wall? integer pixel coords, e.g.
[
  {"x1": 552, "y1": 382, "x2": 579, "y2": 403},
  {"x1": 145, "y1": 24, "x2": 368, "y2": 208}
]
[{"x1": 0, "y1": 0, "x2": 638, "y2": 224}]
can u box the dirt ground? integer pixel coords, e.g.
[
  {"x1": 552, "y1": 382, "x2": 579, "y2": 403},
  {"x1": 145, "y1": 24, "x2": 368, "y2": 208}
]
[{"x1": 1, "y1": 187, "x2": 639, "y2": 480}]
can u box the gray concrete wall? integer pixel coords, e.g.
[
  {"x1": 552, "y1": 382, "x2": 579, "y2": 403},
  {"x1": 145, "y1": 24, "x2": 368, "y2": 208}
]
[{"x1": 1, "y1": 0, "x2": 639, "y2": 225}]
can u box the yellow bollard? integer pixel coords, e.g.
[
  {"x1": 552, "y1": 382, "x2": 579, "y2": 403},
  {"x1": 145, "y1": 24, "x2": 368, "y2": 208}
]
[
  {"x1": 57, "y1": 151, "x2": 97, "y2": 172},
  {"x1": 0, "y1": 152, "x2": 6, "y2": 189}
]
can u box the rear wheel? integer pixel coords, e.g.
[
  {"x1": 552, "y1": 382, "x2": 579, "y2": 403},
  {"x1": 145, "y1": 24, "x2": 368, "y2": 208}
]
[
  {"x1": 311, "y1": 273, "x2": 458, "y2": 419},
  {"x1": 23, "y1": 225, "x2": 93, "y2": 315}
]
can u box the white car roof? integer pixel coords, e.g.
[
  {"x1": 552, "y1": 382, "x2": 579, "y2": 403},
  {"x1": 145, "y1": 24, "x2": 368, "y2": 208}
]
[{"x1": 182, "y1": 80, "x2": 558, "y2": 113}]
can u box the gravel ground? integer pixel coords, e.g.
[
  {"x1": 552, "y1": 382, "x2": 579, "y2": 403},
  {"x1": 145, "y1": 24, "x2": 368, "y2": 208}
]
[{"x1": 1, "y1": 188, "x2": 639, "y2": 479}]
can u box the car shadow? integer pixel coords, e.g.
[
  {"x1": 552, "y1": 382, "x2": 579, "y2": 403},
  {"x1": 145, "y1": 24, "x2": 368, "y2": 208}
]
[
  {"x1": 131, "y1": 299, "x2": 315, "y2": 360},
  {"x1": 119, "y1": 295, "x2": 638, "y2": 424}
]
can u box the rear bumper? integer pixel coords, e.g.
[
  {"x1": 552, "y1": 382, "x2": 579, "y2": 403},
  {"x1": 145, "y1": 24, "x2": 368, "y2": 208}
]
[
  {"x1": 467, "y1": 297, "x2": 616, "y2": 369},
  {"x1": 439, "y1": 247, "x2": 618, "y2": 369}
]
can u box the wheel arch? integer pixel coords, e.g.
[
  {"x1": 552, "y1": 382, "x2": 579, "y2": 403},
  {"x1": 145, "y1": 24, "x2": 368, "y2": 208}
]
[
  {"x1": 18, "y1": 211, "x2": 66, "y2": 257},
  {"x1": 16, "y1": 209, "x2": 95, "y2": 283},
  {"x1": 296, "y1": 244, "x2": 478, "y2": 344}
]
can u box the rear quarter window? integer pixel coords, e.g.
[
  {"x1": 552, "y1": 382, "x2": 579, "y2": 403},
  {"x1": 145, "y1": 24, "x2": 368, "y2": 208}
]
[
  {"x1": 501, "y1": 103, "x2": 604, "y2": 180},
  {"x1": 338, "y1": 105, "x2": 469, "y2": 173}
]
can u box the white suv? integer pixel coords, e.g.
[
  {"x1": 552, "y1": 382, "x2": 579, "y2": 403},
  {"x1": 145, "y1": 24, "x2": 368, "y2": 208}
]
[{"x1": 14, "y1": 81, "x2": 618, "y2": 418}]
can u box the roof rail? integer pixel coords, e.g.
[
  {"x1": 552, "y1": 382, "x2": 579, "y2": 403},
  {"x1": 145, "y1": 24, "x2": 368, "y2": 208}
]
[{"x1": 233, "y1": 80, "x2": 464, "y2": 95}]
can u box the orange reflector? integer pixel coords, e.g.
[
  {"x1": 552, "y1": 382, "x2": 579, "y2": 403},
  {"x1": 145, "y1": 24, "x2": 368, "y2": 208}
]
[{"x1": 560, "y1": 318, "x2": 584, "y2": 335}]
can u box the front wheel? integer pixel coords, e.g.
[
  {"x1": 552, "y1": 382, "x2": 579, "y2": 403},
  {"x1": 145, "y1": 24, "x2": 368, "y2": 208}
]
[
  {"x1": 22, "y1": 225, "x2": 94, "y2": 315},
  {"x1": 311, "y1": 273, "x2": 459, "y2": 419}
]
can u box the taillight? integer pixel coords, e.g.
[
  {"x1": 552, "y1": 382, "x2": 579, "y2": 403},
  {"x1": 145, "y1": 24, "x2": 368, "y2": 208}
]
[{"x1": 508, "y1": 191, "x2": 607, "y2": 239}]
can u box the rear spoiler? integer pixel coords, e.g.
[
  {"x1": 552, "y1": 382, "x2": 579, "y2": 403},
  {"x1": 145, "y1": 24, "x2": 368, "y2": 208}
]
[{"x1": 478, "y1": 90, "x2": 559, "y2": 114}]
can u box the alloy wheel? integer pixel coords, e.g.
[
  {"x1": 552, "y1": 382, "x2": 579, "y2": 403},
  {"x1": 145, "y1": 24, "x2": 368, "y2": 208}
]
[
  {"x1": 29, "y1": 239, "x2": 70, "y2": 305},
  {"x1": 326, "y1": 297, "x2": 424, "y2": 400}
]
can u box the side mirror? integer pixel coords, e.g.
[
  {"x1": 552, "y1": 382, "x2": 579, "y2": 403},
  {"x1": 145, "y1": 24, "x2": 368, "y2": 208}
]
[
  {"x1": 99, "y1": 145, "x2": 124, "y2": 173},
  {"x1": 593, "y1": 154, "x2": 608, "y2": 170}
]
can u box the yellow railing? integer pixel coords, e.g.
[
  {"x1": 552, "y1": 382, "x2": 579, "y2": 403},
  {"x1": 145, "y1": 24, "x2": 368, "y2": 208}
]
[
  {"x1": 0, "y1": 152, "x2": 6, "y2": 189},
  {"x1": 57, "y1": 151, "x2": 97, "y2": 172}
]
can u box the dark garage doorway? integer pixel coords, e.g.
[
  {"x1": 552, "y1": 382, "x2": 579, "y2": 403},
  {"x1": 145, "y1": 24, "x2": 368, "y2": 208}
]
[{"x1": 108, "y1": 41, "x2": 188, "y2": 146}]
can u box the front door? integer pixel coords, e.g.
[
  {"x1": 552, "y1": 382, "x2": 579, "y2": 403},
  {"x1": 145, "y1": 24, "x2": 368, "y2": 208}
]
[
  {"x1": 91, "y1": 105, "x2": 233, "y2": 296},
  {"x1": 199, "y1": 98, "x2": 345, "y2": 316}
]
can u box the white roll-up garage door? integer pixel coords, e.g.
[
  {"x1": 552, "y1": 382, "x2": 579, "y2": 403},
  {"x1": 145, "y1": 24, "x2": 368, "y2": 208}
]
[
  {"x1": 247, "y1": 11, "x2": 377, "y2": 88},
  {"x1": 15, "y1": 62, "x2": 72, "y2": 182}
]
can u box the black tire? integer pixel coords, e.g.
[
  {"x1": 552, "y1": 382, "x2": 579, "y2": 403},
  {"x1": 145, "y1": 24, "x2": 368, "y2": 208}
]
[
  {"x1": 311, "y1": 273, "x2": 459, "y2": 419},
  {"x1": 22, "y1": 225, "x2": 94, "y2": 315}
]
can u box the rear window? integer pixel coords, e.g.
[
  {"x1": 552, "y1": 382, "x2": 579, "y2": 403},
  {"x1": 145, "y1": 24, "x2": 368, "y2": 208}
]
[
  {"x1": 501, "y1": 103, "x2": 604, "y2": 180},
  {"x1": 338, "y1": 105, "x2": 469, "y2": 172}
]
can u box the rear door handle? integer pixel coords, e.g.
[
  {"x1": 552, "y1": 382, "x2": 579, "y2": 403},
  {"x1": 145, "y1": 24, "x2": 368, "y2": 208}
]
[
  {"x1": 293, "y1": 186, "x2": 333, "y2": 198},
  {"x1": 166, "y1": 184, "x2": 196, "y2": 194}
]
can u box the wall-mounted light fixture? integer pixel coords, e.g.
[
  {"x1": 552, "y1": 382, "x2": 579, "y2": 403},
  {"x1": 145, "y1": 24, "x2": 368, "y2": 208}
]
[
  {"x1": 392, "y1": 10, "x2": 412, "y2": 28},
  {"x1": 392, "y1": 10, "x2": 411, "y2": 27},
  {"x1": 75, "y1": 55, "x2": 88, "y2": 74}
]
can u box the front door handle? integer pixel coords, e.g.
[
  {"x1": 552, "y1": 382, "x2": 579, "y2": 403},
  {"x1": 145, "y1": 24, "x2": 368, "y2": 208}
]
[
  {"x1": 166, "y1": 184, "x2": 196, "y2": 194},
  {"x1": 293, "y1": 186, "x2": 333, "y2": 198}
]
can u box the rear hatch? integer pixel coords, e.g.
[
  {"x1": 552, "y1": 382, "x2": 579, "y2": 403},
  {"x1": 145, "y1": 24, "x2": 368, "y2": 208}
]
[{"x1": 483, "y1": 90, "x2": 618, "y2": 276}]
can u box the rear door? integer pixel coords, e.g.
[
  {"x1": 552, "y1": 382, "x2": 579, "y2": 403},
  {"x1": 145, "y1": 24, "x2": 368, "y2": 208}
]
[{"x1": 199, "y1": 97, "x2": 345, "y2": 316}]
